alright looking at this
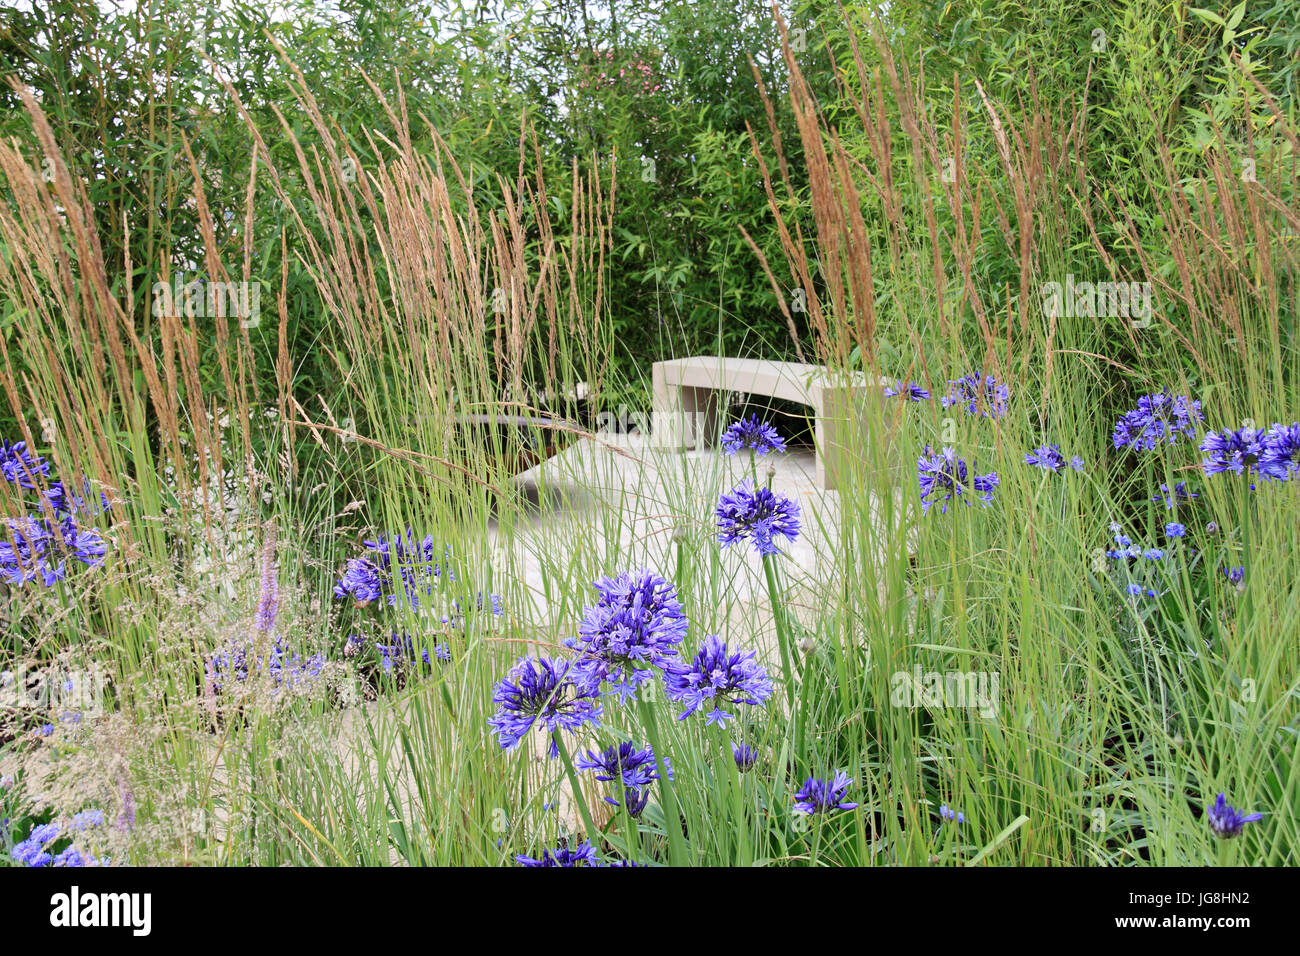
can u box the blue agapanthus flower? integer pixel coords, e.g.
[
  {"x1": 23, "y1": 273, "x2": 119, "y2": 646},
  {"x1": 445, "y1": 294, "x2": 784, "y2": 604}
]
[
  {"x1": 663, "y1": 633, "x2": 773, "y2": 725},
  {"x1": 375, "y1": 633, "x2": 451, "y2": 672},
  {"x1": 10, "y1": 821, "x2": 63, "y2": 867},
  {"x1": 576, "y1": 740, "x2": 671, "y2": 817},
  {"x1": 51, "y1": 846, "x2": 102, "y2": 867},
  {"x1": 1206, "y1": 792, "x2": 1263, "y2": 838},
  {"x1": 1199, "y1": 427, "x2": 1264, "y2": 477},
  {"x1": 566, "y1": 570, "x2": 688, "y2": 702},
  {"x1": 0, "y1": 515, "x2": 106, "y2": 587},
  {"x1": 715, "y1": 480, "x2": 801, "y2": 555},
  {"x1": 206, "y1": 635, "x2": 325, "y2": 696},
  {"x1": 721, "y1": 416, "x2": 787, "y2": 456},
  {"x1": 1151, "y1": 481, "x2": 1199, "y2": 508},
  {"x1": 69, "y1": 810, "x2": 105, "y2": 831},
  {"x1": 938, "y1": 804, "x2": 965, "y2": 824},
  {"x1": 1165, "y1": 522, "x2": 1186, "y2": 538},
  {"x1": 515, "y1": 840, "x2": 601, "y2": 867},
  {"x1": 332, "y1": 531, "x2": 453, "y2": 609},
  {"x1": 0, "y1": 440, "x2": 50, "y2": 489},
  {"x1": 1024, "y1": 444, "x2": 1084, "y2": 473},
  {"x1": 1222, "y1": 566, "x2": 1245, "y2": 586},
  {"x1": 732, "y1": 742, "x2": 759, "y2": 772},
  {"x1": 884, "y1": 379, "x2": 931, "y2": 401},
  {"x1": 917, "y1": 446, "x2": 998, "y2": 514},
  {"x1": 488, "y1": 655, "x2": 602, "y2": 756},
  {"x1": 43, "y1": 478, "x2": 111, "y2": 519},
  {"x1": 1259, "y1": 423, "x2": 1300, "y2": 480},
  {"x1": 333, "y1": 557, "x2": 384, "y2": 604},
  {"x1": 941, "y1": 372, "x2": 1009, "y2": 417},
  {"x1": 793, "y1": 771, "x2": 859, "y2": 814},
  {"x1": 1112, "y1": 391, "x2": 1203, "y2": 451}
]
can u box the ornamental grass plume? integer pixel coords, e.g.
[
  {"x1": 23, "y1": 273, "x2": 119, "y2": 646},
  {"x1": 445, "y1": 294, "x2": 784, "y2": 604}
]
[{"x1": 254, "y1": 522, "x2": 279, "y2": 633}]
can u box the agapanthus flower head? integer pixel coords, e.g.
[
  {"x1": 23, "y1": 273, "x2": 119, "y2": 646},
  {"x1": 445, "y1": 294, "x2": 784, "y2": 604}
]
[
  {"x1": 1112, "y1": 391, "x2": 1203, "y2": 451},
  {"x1": 1200, "y1": 426, "x2": 1264, "y2": 477},
  {"x1": 0, "y1": 514, "x2": 105, "y2": 587},
  {"x1": 333, "y1": 531, "x2": 453, "y2": 610},
  {"x1": 567, "y1": 570, "x2": 687, "y2": 701},
  {"x1": 793, "y1": 771, "x2": 859, "y2": 814},
  {"x1": 1165, "y1": 522, "x2": 1186, "y2": 538},
  {"x1": 11, "y1": 839, "x2": 51, "y2": 867},
  {"x1": 715, "y1": 480, "x2": 801, "y2": 555},
  {"x1": 942, "y1": 372, "x2": 1009, "y2": 417},
  {"x1": 1107, "y1": 542, "x2": 1142, "y2": 560},
  {"x1": 10, "y1": 820, "x2": 64, "y2": 867},
  {"x1": 1024, "y1": 444, "x2": 1085, "y2": 473},
  {"x1": 916, "y1": 446, "x2": 998, "y2": 514},
  {"x1": 1206, "y1": 792, "x2": 1262, "y2": 839},
  {"x1": 1149, "y1": 481, "x2": 1199, "y2": 510},
  {"x1": 884, "y1": 379, "x2": 931, "y2": 402},
  {"x1": 663, "y1": 633, "x2": 773, "y2": 725},
  {"x1": 721, "y1": 416, "x2": 787, "y2": 456},
  {"x1": 732, "y1": 742, "x2": 759, "y2": 772},
  {"x1": 374, "y1": 632, "x2": 451, "y2": 673},
  {"x1": 1222, "y1": 566, "x2": 1245, "y2": 586},
  {"x1": 43, "y1": 478, "x2": 111, "y2": 518},
  {"x1": 515, "y1": 840, "x2": 601, "y2": 867},
  {"x1": 52, "y1": 846, "x2": 103, "y2": 867},
  {"x1": 333, "y1": 557, "x2": 383, "y2": 604},
  {"x1": 488, "y1": 655, "x2": 602, "y2": 756},
  {"x1": 1257, "y1": 422, "x2": 1300, "y2": 480},
  {"x1": 0, "y1": 440, "x2": 50, "y2": 489},
  {"x1": 69, "y1": 810, "x2": 105, "y2": 832},
  {"x1": 938, "y1": 804, "x2": 965, "y2": 824},
  {"x1": 576, "y1": 740, "x2": 670, "y2": 817},
  {"x1": 206, "y1": 635, "x2": 325, "y2": 696}
]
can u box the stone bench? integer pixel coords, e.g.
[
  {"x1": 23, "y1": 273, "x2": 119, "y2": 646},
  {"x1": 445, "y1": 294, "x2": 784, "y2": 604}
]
[{"x1": 651, "y1": 356, "x2": 883, "y2": 490}]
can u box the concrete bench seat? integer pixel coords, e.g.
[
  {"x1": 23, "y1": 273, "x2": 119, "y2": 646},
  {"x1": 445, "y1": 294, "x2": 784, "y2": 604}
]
[{"x1": 651, "y1": 356, "x2": 882, "y2": 490}]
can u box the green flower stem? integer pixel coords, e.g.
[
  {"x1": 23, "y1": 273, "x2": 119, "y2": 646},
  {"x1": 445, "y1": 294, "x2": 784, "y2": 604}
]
[
  {"x1": 1238, "y1": 478, "x2": 1253, "y2": 625},
  {"x1": 550, "y1": 731, "x2": 603, "y2": 852},
  {"x1": 763, "y1": 552, "x2": 797, "y2": 711},
  {"x1": 637, "y1": 696, "x2": 686, "y2": 866}
]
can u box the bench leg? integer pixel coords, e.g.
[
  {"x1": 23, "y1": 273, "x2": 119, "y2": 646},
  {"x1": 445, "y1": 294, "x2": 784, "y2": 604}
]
[
  {"x1": 813, "y1": 386, "x2": 859, "y2": 491},
  {"x1": 652, "y1": 364, "x2": 720, "y2": 449}
]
